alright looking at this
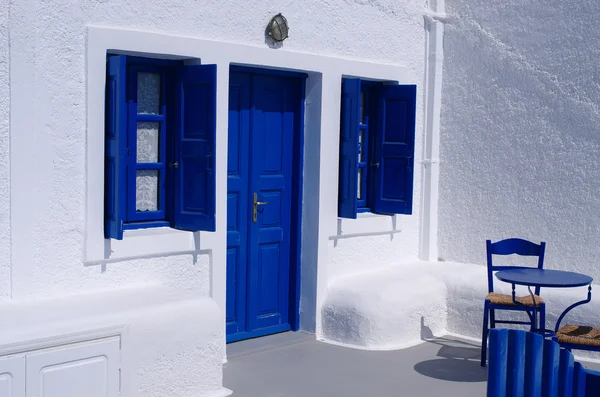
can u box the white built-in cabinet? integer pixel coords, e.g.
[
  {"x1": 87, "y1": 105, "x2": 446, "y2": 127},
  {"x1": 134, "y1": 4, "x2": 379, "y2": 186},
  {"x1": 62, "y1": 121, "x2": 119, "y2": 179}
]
[
  {"x1": 0, "y1": 355, "x2": 25, "y2": 397},
  {"x1": 0, "y1": 336, "x2": 120, "y2": 397}
]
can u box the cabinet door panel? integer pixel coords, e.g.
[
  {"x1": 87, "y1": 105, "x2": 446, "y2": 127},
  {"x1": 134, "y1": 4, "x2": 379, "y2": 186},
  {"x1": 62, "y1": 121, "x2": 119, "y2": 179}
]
[
  {"x1": 0, "y1": 355, "x2": 25, "y2": 397},
  {"x1": 26, "y1": 337, "x2": 120, "y2": 397}
]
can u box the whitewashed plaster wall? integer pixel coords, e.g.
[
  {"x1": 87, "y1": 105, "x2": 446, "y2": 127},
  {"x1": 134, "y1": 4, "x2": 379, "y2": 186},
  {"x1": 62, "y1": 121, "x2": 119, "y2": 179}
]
[
  {"x1": 438, "y1": 0, "x2": 600, "y2": 280},
  {"x1": 325, "y1": 15, "x2": 426, "y2": 282},
  {"x1": 7, "y1": 0, "x2": 428, "y2": 337},
  {"x1": 0, "y1": 0, "x2": 9, "y2": 303}
]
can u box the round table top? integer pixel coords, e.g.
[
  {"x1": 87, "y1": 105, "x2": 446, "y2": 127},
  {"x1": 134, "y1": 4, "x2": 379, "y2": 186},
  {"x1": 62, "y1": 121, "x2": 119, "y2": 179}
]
[{"x1": 495, "y1": 268, "x2": 593, "y2": 288}]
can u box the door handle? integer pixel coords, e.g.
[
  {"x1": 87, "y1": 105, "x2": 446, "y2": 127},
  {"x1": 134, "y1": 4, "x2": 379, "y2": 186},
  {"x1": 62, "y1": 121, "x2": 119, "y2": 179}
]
[{"x1": 253, "y1": 193, "x2": 268, "y2": 223}]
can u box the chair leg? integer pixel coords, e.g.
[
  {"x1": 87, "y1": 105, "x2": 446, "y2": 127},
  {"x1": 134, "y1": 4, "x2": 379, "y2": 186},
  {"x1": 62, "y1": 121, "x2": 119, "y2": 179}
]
[
  {"x1": 481, "y1": 301, "x2": 490, "y2": 367},
  {"x1": 539, "y1": 302, "x2": 546, "y2": 333},
  {"x1": 490, "y1": 308, "x2": 496, "y2": 329}
]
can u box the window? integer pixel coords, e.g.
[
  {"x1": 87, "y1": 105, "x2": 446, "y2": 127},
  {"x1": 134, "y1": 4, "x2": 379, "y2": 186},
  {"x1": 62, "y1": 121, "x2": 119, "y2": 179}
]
[
  {"x1": 104, "y1": 55, "x2": 217, "y2": 240},
  {"x1": 338, "y1": 78, "x2": 417, "y2": 219}
]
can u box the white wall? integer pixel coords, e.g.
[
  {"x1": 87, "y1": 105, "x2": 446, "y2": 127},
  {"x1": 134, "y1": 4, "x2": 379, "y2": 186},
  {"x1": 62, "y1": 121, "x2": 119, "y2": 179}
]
[
  {"x1": 325, "y1": 9, "x2": 426, "y2": 283},
  {"x1": 0, "y1": 0, "x2": 9, "y2": 302},
  {"x1": 7, "y1": 0, "x2": 427, "y2": 333},
  {"x1": 438, "y1": 0, "x2": 600, "y2": 280}
]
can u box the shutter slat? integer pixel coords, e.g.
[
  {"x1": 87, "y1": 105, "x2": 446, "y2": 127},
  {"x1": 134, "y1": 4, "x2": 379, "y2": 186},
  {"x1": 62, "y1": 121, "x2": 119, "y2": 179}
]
[
  {"x1": 104, "y1": 55, "x2": 128, "y2": 240},
  {"x1": 173, "y1": 64, "x2": 217, "y2": 231}
]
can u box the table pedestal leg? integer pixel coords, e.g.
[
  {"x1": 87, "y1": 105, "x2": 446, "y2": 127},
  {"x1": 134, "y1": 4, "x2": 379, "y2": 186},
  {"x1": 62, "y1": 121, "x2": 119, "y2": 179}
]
[
  {"x1": 511, "y1": 284, "x2": 536, "y2": 332},
  {"x1": 554, "y1": 285, "x2": 593, "y2": 333}
]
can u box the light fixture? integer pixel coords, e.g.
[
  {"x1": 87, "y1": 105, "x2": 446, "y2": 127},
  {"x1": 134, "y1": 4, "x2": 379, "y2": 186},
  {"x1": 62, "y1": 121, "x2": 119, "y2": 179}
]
[{"x1": 267, "y1": 13, "x2": 289, "y2": 42}]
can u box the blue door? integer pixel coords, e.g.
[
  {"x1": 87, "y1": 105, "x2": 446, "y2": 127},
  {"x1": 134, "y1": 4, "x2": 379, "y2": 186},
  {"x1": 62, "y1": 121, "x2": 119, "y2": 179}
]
[{"x1": 226, "y1": 69, "x2": 304, "y2": 342}]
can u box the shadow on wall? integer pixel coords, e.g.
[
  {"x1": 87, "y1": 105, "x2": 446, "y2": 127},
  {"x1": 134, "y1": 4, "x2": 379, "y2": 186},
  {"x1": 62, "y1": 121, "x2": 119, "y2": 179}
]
[
  {"x1": 95, "y1": 231, "x2": 212, "y2": 272},
  {"x1": 330, "y1": 216, "x2": 402, "y2": 247}
]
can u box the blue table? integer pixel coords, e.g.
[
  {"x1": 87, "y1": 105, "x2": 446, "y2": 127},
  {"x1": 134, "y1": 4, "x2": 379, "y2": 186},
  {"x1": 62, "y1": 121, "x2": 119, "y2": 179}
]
[{"x1": 495, "y1": 268, "x2": 593, "y2": 336}]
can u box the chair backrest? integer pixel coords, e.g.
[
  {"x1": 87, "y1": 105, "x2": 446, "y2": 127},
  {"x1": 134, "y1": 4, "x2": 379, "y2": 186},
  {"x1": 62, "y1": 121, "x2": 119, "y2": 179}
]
[
  {"x1": 487, "y1": 328, "x2": 600, "y2": 397},
  {"x1": 486, "y1": 238, "x2": 546, "y2": 295}
]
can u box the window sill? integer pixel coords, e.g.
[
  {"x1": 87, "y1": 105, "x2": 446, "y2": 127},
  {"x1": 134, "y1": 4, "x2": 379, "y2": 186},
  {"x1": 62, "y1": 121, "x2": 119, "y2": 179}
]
[
  {"x1": 357, "y1": 212, "x2": 394, "y2": 219},
  {"x1": 122, "y1": 225, "x2": 188, "y2": 238},
  {"x1": 123, "y1": 221, "x2": 171, "y2": 232}
]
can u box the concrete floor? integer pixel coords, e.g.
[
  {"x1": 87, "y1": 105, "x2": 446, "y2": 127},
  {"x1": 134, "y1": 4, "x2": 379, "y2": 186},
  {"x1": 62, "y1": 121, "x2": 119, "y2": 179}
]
[
  {"x1": 224, "y1": 332, "x2": 489, "y2": 397},
  {"x1": 224, "y1": 331, "x2": 600, "y2": 397}
]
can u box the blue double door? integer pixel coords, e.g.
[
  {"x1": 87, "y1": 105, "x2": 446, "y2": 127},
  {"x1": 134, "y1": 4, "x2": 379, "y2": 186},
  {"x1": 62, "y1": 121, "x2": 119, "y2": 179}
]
[{"x1": 226, "y1": 68, "x2": 304, "y2": 342}]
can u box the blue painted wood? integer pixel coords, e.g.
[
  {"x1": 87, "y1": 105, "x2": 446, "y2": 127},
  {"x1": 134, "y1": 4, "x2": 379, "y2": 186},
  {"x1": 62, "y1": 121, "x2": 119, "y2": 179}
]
[
  {"x1": 126, "y1": 64, "x2": 167, "y2": 223},
  {"x1": 372, "y1": 84, "x2": 416, "y2": 215},
  {"x1": 573, "y1": 363, "x2": 586, "y2": 397},
  {"x1": 507, "y1": 330, "x2": 526, "y2": 397},
  {"x1": 338, "y1": 78, "x2": 361, "y2": 219},
  {"x1": 173, "y1": 64, "x2": 217, "y2": 231},
  {"x1": 247, "y1": 73, "x2": 295, "y2": 333},
  {"x1": 104, "y1": 55, "x2": 128, "y2": 240},
  {"x1": 488, "y1": 328, "x2": 509, "y2": 397},
  {"x1": 230, "y1": 64, "x2": 309, "y2": 79},
  {"x1": 490, "y1": 238, "x2": 547, "y2": 257},
  {"x1": 122, "y1": 220, "x2": 170, "y2": 230},
  {"x1": 482, "y1": 239, "x2": 547, "y2": 367},
  {"x1": 559, "y1": 349, "x2": 575, "y2": 397},
  {"x1": 524, "y1": 331, "x2": 544, "y2": 397},
  {"x1": 585, "y1": 369, "x2": 600, "y2": 397},
  {"x1": 488, "y1": 329, "x2": 600, "y2": 397},
  {"x1": 226, "y1": 72, "x2": 251, "y2": 340},
  {"x1": 542, "y1": 339, "x2": 560, "y2": 397},
  {"x1": 225, "y1": 323, "x2": 291, "y2": 344},
  {"x1": 487, "y1": 239, "x2": 546, "y2": 294},
  {"x1": 226, "y1": 70, "x2": 304, "y2": 342},
  {"x1": 496, "y1": 269, "x2": 593, "y2": 289}
]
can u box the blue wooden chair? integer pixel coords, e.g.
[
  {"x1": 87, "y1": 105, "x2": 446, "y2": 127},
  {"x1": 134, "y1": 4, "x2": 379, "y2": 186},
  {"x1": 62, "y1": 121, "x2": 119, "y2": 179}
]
[
  {"x1": 481, "y1": 238, "x2": 547, "y2": 366},
  {"x1": 487, "y1": 328, "x2": 600, "y2": 397}
]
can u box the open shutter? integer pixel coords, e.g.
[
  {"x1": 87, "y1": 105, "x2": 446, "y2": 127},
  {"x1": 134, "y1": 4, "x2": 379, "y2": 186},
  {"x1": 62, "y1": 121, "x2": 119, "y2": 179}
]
[
  {"x1": 104, "y1": 55, "x2": 128, "y2": 239},
  {"x1": 372, "y1": 84, "x2": 417, "y2": 215},
  {"x1": 172, "y1": 64, "x2": 217, "y2": 231},
  {"x1": 338, "y1": 78, "x2": 360, "y2": 219}
]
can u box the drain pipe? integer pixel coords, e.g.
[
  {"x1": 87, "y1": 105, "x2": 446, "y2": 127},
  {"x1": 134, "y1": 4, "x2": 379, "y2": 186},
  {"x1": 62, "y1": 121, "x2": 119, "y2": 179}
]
[{"x1": 419, "y1": 0, "x2": 447, "y2": 262}]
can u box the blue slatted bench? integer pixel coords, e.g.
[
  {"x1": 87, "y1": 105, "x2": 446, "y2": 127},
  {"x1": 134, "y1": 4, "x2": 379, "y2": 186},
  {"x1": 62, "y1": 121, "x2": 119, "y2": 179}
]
[{"x1": 487, "y1": 328, "x2": 600, "y2": 397}]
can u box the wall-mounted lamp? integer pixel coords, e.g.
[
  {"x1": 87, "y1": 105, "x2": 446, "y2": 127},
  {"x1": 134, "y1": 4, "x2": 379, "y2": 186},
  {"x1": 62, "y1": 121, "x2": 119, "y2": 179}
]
[{"x1": 267, "y1": 13, "x2": 289, "y2": 42}]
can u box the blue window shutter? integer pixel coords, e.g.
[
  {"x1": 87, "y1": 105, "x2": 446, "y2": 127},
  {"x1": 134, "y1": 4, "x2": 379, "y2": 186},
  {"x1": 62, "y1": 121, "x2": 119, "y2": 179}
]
[
  {"x1": 372, "y1": 84, "x2": 417, "y2": 215},
  {"x1": 104, "y1": 55, "x2": 128, "y2": 240},
  {"x1": 172, "y1": 64, "x2": 217, "y2": 231},
  {"x1": 338, "y1": 78, "x2": 360, "y2": 219}
]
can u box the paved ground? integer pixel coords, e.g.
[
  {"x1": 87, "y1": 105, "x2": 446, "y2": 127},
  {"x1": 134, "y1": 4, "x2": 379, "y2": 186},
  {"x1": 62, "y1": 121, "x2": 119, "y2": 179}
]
[
  {"x1": 224, "y1": 331, "x2": 600, "y2": 397},
  {"x1": 224, "y1": 332, "x2": 489, "y2": 397}
]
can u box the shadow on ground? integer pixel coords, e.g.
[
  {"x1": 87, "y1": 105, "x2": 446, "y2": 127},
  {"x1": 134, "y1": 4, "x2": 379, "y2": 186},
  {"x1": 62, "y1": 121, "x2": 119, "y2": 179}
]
[
  {"x1": 224, "y1": 331, "x2": 488, "y2": 397},
  {"x1": 413, "y1": 337, "x2": 487, "y2": 382}
]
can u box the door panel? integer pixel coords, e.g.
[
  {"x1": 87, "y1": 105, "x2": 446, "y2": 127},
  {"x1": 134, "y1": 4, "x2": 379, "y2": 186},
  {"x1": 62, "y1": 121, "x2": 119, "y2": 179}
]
[
  {"x1": 226, "y1": 72, "x2": 251, "y2": 337},
  {"x1": 0, "y1": 355, "x2": 25, "y2": 397},
  {"x1": 26, "y1": 337, "x2": 120, "y2": 397},
  {"x1": 247, "y1": 74, "x2": 294, "y2": 332},
  {"x1": 227, "y1": 71, "x2": 301, "y2": 342}
]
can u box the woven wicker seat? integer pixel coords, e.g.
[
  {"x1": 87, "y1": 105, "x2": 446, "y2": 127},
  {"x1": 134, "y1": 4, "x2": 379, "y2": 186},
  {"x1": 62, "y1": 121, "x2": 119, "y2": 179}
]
[
  {"x1": 485, "y1": 292, "x2": 544, "y2": 307},
  {"x1": 557, "y1": 325, "x2": 600, "y2": 347}
]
